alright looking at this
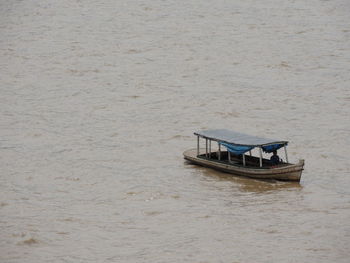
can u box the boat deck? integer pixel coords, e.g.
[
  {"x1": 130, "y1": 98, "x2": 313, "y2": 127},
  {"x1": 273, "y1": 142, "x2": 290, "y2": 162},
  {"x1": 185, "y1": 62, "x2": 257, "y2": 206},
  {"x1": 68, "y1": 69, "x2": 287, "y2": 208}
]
[{"x1": 187, "y1": 148, "x2": 290, "y2": 169}]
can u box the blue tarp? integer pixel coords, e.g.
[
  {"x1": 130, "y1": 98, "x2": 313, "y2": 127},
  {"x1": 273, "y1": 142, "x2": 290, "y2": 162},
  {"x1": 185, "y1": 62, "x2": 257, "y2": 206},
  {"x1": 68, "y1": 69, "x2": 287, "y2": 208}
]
[
  {"x1": 262, "y1": 143, "x2": 286, "y2": 153},
  {"x1": 220, "y1": 142, "x2": 286, "y2": 155},
  {"x1": 220, "y1": 142, "x2": 253, "y2": 155}
]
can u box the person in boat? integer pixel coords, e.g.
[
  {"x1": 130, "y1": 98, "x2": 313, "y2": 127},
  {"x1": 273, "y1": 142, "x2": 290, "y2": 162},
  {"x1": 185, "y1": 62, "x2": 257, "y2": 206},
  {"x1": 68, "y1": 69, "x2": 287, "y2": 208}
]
[{"x1": 270, "y1": 150, "x2": 280, "y2": 165}]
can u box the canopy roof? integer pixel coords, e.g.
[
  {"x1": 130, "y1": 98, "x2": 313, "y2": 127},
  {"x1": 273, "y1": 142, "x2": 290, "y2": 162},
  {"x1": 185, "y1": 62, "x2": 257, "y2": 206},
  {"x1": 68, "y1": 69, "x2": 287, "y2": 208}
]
[{"x1": 194, "y1": 129, "x2": 288, "y2": 147}]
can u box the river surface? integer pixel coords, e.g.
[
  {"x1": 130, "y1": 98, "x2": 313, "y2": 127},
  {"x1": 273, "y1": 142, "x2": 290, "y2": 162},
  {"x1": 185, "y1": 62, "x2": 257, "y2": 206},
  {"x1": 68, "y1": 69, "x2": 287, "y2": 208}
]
[{"x1": 1, "y1": 0, "x2": 350, "y2": 262}]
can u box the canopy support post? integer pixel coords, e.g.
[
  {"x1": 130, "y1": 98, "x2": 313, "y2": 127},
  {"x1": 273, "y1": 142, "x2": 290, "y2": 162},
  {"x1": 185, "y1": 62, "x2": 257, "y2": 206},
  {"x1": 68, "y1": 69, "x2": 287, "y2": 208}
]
[
  {"x1": 209, "y1": 139, "x2": 211, "y2": 159},
  {"x1": 197, "y1": 136, "x2": 199, "y2": 157},
  {"x1": 218, "y1": 142, "x2": 221, "y2": 160},
  {"x1": 205, "y1": 139, "x2": 208, "y2": 158},
  {"x1": 284, "y1": 144, "x2": 289, "y2": 163},
  {"x1": 228, "y1": 151, "x2": 231, "y2": 163},
  {"x1": 259, "y1": 147, "x2": 263, "y2": 167},
  {"x1": 243, "y1": 154, "x2": 246, "y2": 166},
  {"x1": 249, "y1": 150, "x2": 252, "y2": 156}
]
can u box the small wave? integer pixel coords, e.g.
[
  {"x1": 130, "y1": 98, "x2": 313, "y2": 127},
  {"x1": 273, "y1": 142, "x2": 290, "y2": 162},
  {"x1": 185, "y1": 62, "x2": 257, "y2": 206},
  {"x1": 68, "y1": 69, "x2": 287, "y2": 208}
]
[
  {"x1": 110, "y1": 132, "x2": 119, "y2": 137},
  {"x1": 17, "y1": 238, "x2": 39, "y2": 246},
  {"x1": 54, "y1": 176, "x2": 79, "y2": 181},
  {"x1": 126, "y1": 49, "x2": 141, "y2": 54},
  {"x1": 57, "y1": 232, "x2": 69, "y2": 235},
  {"x1": 144, "y1": 211, "x2": 162, "y2": 216},
  {"x1": 12, "y1": 232, "x2": 26, "y2": 237},
  {"x1": 59, "y1": 217, "x2": 78, "y2": 222},
  {"x1": 279, "y1": 61, "x2": 291, "y2": 68},
  {"x1": 126, "y1": 95, "x2": 141, "y2": 99},
  {"x1": 215, "y1": 112, "x2": 240, "y2": 118},
  {"x1": 169, "y1": 135, "x2": 190, "y2": 140}
]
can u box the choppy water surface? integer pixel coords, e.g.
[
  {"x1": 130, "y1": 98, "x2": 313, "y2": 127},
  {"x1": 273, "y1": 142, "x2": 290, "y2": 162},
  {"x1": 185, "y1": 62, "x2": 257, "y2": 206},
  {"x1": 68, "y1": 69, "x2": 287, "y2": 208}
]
[{"x1": 1, "y1": 0, "x2": 350, "y2": 262}]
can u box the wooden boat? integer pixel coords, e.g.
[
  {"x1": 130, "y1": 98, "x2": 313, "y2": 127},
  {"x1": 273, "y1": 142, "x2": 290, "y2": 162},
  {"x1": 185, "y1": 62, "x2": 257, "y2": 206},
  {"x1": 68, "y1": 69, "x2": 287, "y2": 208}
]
[{"x1": 183, "y1": 129, "x2": 304, "y2": 181}]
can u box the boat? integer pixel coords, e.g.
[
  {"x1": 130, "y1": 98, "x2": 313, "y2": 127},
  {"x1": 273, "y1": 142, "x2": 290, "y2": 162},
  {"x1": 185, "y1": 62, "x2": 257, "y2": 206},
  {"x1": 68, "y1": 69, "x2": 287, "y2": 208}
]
[{"x1": 183, "y1": 129, "x2": 304, "y2": 181}]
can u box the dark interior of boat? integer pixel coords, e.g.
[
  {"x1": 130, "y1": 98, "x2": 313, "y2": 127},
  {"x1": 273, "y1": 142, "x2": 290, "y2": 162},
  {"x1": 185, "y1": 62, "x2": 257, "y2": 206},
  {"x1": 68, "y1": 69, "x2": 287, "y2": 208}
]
[{"x1": 198, "y1": 151, "x2": 289, "y2": 168}]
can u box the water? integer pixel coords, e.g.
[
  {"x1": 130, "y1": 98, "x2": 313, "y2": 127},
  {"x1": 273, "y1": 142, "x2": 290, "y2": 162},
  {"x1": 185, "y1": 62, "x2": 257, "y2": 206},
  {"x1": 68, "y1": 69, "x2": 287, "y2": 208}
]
[{"x1": 1, "y1": 0, "x2": 350, "y2": 262}]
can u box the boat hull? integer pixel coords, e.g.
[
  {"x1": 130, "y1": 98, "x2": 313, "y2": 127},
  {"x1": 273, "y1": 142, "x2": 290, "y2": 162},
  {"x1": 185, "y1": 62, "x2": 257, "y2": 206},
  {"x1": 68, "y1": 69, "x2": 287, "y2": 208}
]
[{"x1": 183, "y1": 149, "x2": 304, "y2": 181}]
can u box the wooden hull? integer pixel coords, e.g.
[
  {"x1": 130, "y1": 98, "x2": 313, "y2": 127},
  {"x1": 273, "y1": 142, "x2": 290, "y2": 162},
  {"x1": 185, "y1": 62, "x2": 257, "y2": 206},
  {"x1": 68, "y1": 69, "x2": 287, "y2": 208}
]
[{"x1": 183, "y1": 149, "x2": 304, "y2": 181}]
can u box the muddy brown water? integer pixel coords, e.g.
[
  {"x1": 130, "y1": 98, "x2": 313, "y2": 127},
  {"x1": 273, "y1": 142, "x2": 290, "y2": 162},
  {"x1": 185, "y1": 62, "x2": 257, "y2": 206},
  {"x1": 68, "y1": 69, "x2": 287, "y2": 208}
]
[{"x1": 1, "y1": 0, "x2": 350, "y2": 262}]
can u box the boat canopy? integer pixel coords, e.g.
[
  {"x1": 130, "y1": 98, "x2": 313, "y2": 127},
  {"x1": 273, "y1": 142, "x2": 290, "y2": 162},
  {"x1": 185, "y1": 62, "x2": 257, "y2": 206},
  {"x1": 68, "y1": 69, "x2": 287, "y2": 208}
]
[{"x1": 195, "y1": 129, "x2": 288, "y2": 154}]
